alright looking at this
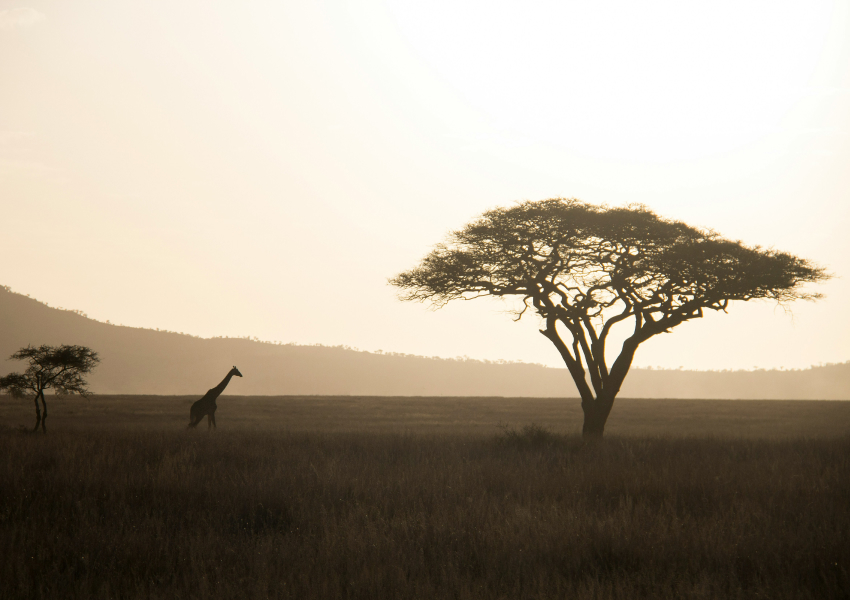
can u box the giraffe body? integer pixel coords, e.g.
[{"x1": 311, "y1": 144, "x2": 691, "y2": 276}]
[{"x1": 188, "y1": 366, "x2": 242, "y2": 429}]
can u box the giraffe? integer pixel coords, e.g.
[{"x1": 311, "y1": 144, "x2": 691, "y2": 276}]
[{"x1": 187, "y1": 366, "x2": 243, "y2": 429}]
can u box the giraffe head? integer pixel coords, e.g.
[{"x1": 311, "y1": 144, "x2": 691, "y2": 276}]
[{"x1": 231, "y1": 366, "x2": 243, "y2": 377}]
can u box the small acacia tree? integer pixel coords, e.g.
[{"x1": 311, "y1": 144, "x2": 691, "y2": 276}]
[
  {"x1": 390, "y1": 198, "x2": 829, "y2": 438},
  {"x1": 0, "y1": 344, "x2": 100, "y2": 432}
]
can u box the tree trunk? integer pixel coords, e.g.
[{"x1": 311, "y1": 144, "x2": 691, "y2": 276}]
[
  {"x1": 39, "y1": 392, "x2": 47, "y2": 433},
  {"x1": 581, "y1": 396, "x2": 615, "y2": 439},
  {"x1": 32, "y1": 393, "x2": 41, "y2": 433}
]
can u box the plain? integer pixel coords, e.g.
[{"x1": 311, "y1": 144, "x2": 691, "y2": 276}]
[{"x1": 0, "y1": 395, "x2": 848, "y2": 599}]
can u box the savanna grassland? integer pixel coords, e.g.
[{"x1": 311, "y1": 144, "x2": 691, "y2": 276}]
[{"x1": 0, "y1": 395, "x2": 848, "y2": 599}]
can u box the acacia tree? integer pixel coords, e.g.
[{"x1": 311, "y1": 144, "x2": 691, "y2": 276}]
[
  {"x1": 390, "y1": 198, "x2": 829, "y2": 438},
  {"x1": 0, "y1": 345, "x2": 100, "y2": 432}
]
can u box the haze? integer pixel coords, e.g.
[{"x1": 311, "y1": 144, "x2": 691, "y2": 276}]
[{"x1": 1, "y1": 1, "x2": 848, "y2": 370}]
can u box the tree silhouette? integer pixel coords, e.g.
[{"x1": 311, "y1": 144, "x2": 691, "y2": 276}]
[
  {"x1": 390, "y1": 198, "x2": 829, "y2": 437},
  {"x1": 0, "y1": 345, "x2": 100, "y2": 432}
]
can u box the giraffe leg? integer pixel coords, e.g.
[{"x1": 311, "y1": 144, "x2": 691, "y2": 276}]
[
  {"x1": 210, "y1": 410, "x2": 216, "y2": 429},
  {"x1": 188, "y1": 406, "x2": 203, "y2": 428},
  {"x1": 188, "y1": 401, "x2": 205, "y2": 428}
]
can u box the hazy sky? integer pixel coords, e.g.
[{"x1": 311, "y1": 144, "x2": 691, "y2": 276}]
[{"x1": 2, "y1": 1, "x2": 849, "y2": 370}]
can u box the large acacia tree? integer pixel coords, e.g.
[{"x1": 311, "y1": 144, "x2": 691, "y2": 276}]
[
  {"x1": 0, "y1": 345, "x2": 100, "y2": 432},
  {"x1": 390, "y1": 199, "x2": 829, "y2": 437}
]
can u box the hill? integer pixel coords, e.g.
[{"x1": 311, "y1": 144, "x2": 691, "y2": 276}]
[{"x1": 0, "y1": 286, "x2": 847, "y2": 399}]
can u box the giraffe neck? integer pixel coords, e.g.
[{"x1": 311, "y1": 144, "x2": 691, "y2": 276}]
[{"x1": 208, "y1": 372, "x2": 235, "y2": 400}]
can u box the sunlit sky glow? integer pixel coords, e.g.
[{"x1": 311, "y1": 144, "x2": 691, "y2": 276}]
[{"x1": 2, "y1": 0, "x2": 849, "y2": 370}]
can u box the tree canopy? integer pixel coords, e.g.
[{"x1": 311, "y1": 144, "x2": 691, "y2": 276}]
[
  {"x1": 0, "y1": 344, "x2": 100, "y2": 432},
  {"x1": 390, "y1": 198, "x2": 829, "y2": 436}
]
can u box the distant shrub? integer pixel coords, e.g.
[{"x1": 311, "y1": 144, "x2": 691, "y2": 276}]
[{"x1": 496, "y1": 422, "x2": 561, "y2": 449}]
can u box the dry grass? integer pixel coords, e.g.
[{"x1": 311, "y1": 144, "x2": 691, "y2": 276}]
[
  {"x1": 0, "y1": 396, "x2": 848, "y2": 599},
  {"x1": 2, "y1": 394, "x2": 849, "y2": 437}
]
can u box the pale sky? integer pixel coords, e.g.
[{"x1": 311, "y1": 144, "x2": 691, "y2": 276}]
[{"x1": 1, "y1": 0, "x2": 848, "y2": 371}]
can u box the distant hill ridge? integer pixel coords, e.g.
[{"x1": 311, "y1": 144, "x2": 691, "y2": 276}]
[{"x1": 0, "y1": 286, "x2": 847, "y2": 399}]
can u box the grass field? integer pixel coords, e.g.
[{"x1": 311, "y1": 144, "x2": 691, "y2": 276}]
[
  {"x1": 2, "y1": 394, "x2": 850, "y2": 437},
  {"x1": 0, "y1": 395, "x2": 848, "y2": 599}
]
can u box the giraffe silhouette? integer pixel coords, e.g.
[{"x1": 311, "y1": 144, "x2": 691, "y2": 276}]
[{"x1": 187, "y1": 366, "x2": 243, "y2": 429}]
